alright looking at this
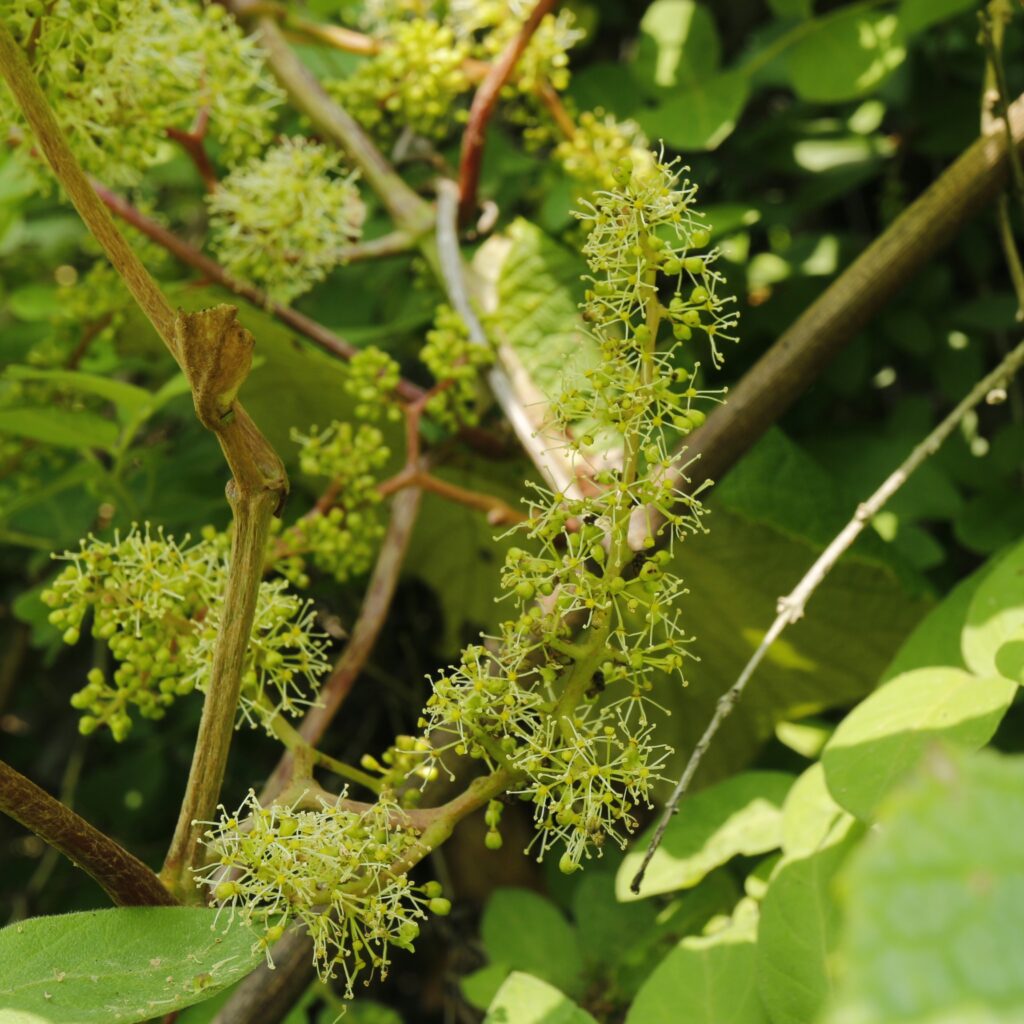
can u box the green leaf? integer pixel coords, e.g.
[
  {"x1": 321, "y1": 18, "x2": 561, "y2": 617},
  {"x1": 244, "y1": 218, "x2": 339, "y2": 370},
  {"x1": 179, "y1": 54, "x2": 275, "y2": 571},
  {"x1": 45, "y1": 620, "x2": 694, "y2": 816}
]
[
  {"x1": 480, "y1": 889, "x2": 585, "y2": 999},
  {"x1": 821, "y1": 667, "x2": 1017, "y2": 821},
  {"x1": 637, "y1": 0, "x2": 721, "y2": 90},
  {"x1": 7, "y1": 283, "x2": 57, "y2": 321},
  {"x1": 780, "y1": 762, "x2": 852, "y2": 860},
  {"x1": 899, "y1": 0, "x2": 978, "y2": 35},
  {"x1": 639, "y1": 70, "x2": 750, "y2": 151},
  {"x1": 4, "y1": 366, "x2": 153, "y2": 420},
  {"x1": 0, "y1": 908, "x2": 263, "y2": 1024},
  {"x1": 483, "y1": 219, "x2": 596, "y2": 399},
  {"x1": 0, "y1": 408, "x2": 119, "y2": 450},
  {"x1": 484, "y1": 973, "x2": 597, "y2": 1024},
  {"x1": 617, "y1": 772, "x2": 794, "y2": 900},
  {"x1": 880, "y1": 546, "x2": 1004, "y2": 682},
  {"x1": 768, "y1": 0, "x2": 813, "y2": 17},
  {"x1": 757, "y1": 822, "x2": 861, "y2": 1024},
  {"x1": 962, "y1": 538, "x2": 1024, "y2": 682},
  {"x1": 626, "y1": 902, "x2": 768, "y2": 1024},
  {"x1": 824, "y1": 748, "x2": 1024, "y2": 1024},
  {"x1": 781, "y1": 7, "x2": 906, "y2": 102},
  {"x1": 462, "y1": 962, "x2": 512, "y2": 1011}
]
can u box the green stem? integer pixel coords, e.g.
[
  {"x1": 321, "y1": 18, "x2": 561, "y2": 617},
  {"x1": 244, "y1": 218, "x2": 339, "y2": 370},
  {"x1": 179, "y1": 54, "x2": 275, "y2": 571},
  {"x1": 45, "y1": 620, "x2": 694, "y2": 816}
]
[{"x1": 266, "y1": 711, "x2": 384, "y2": 795}]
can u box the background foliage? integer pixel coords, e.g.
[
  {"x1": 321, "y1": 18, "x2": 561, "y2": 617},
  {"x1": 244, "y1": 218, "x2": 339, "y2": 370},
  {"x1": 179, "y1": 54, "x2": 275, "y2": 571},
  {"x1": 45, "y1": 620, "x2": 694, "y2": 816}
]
[{"x1": 1, "y1": 0, "x2": 1023, "y2": 1022}]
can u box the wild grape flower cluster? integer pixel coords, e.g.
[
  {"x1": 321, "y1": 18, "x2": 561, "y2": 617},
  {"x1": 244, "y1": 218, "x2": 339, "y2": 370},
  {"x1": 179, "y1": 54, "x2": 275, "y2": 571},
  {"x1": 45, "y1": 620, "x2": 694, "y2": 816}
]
[
  {"x1": 328, "y1": 0, "x2": 580, "y2": 145},
  {"x1": 450, "y1": 0, "x2": 582, "y2": 95},
  {"x1": 554, "y1": 110, "x2": 652, "y2": 194},
  {"x1": 42, "y1": 525, "x2": 328, "y2": 739},
  {"x1": 330, "y1": 19, "x2": 471, "y2": 144},
  {"x1": 421, "y1": 304, "x2": 494, "y2": 429},
  {"x1": 344, "y1": 347, "x2": 403, "y2": 424},
  {"x1": 207, "y1": 138, "x2": 366, "y2": 304},
  {"x1": 2, "y1": 0, "x2": 280, "y2": 188},
  {"x1": 409, "y1": 154, "x2": 738, "y2": 872},
  {"x1": 276, "y1": 422, "x2": 391, "y2": 585},
  {"x1": 199, "y1": 789, "x2": 451, "y2": 996}
]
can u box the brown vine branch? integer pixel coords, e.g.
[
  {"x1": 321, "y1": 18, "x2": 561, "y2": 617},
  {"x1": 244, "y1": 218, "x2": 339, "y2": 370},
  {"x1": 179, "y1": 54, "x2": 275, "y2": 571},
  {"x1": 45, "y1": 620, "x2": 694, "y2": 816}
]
[
  {"x1": 0, "y1": 22, "x2": 288, "y2": 901},
  {"x1": 92, "y1": 182, "x2": 427, "y2": 404},
  {"x1": 676, "y1": 87, "x2": 1024, "y2": 494},
  {"x1": 632, "y1": 337, "x2": 1024, "y2": 894},
  {"x1": 457, "y1": 0, "x2": 558, "y2": 225},
  {"x1": 0, "y1": 758, "x2": 176, "y2": 907}
]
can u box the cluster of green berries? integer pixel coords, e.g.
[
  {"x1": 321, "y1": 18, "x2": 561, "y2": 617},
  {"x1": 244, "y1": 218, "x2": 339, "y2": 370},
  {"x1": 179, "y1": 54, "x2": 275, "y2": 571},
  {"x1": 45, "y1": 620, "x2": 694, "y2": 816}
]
[
  {"x1": 360, "y1": 734, "x2": 438, "y2": 804},
  {"x1": 421, "y1": 304, "x2": 493, "y2": 430},
  {"x1": 277, "y1": 422, "x2": 391, "y2": 584},
  {"x1": 451, "y1": 0, "x2": 580, "y2": 95},
  {"x1": 344, "y1": 346, "x2": 403, "y2": 423},
  {"x1": 3, "y1": 0, "x2": 280, "y2": 189},
  {"x1": 328, "y1": 20, "x2": 471, "y2": 143},
  {"x1": 200, "y1": 789, "x2": 451, "y2": 995},
  {"x1": 43, "y1": 525, "x2": 328, "y2": 740},
  {"x1": 554, "y1": 110, "x2": 652, "y2": 194},
  {"x1": 207, "y1": 138, "x2": 366, "y2": 304},
  {"x1": 412, "y1": 154, "x2": 737, "y2": 871}
]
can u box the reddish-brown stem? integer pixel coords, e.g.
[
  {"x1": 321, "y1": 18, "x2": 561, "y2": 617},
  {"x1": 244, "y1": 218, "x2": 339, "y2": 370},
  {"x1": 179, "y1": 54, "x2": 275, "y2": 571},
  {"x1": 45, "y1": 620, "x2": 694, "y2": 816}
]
[
  {"x1": 0, "y1": 758, "x2": 175, "y2": 907},
  {"x1": 166, "y1": 124, "x2": 218, "y2": 193},
  {"x1": 91, "y1": 181, "x2": 428, "y2": 403},
  {"x1": 66, "y1": 312, "x2": 113, "y2": 369},
  {"x1": 262, "y1": 485, "x2": 423, "y2": 801},
  {"x1": 457, "y1": 0, "x2": 559, "y2": 225},
  {"x1": 537, "y1": 79, "x2": 576, "y2": 139},
  {"x1": 379, "y1": 466, "x2": 524, "y2": 525}
]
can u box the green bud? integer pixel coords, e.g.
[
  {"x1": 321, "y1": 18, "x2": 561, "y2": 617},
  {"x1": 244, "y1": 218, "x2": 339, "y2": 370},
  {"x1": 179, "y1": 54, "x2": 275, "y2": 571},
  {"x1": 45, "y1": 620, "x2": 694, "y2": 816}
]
[{"x1": 429, "y1": 897, "x2": 452, "y2": 916}]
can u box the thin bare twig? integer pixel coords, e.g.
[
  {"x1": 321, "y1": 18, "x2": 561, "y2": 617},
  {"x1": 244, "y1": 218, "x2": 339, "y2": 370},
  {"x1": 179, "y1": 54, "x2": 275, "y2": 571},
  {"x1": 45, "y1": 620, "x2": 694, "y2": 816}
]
[
  {"x1": 631, "y1": 338, "x2": 1024, "y2": 894},
  {"x1": 457, "y1": 0, "x2": 558, "y2": 225}
]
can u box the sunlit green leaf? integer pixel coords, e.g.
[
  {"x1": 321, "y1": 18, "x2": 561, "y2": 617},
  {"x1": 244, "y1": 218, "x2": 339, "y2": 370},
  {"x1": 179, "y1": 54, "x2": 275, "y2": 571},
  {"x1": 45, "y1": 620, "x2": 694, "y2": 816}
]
[
  {"x1": 782, "y1": 6, "x2": 906, "y2": 102},
  {"x1": 484, "y1": 973, "x2": 597, "y2": 1024},
  {"x1": 821, "y1": 667, "x2": 1017, "y2": 820},
  {"x1": 617, "y1": 772, "x2": 794, "y2": 900}
]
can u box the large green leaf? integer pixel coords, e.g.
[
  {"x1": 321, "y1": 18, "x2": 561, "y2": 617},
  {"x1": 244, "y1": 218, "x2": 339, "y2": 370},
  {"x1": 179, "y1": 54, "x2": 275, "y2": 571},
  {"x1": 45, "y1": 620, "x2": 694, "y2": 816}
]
[
  {"x1": 756, "y1": 822, "x2": 861, "y2": 1024},
  {"x1": 962, "y1": 539, "x2": 1024, "y2": 683},
  {"x1": 625, "y1": 902, "x2": 768, "y2": 1024},
  {"x1": 483, "y1": 218, "x2": 596, "y2": 400},
  {"x1": 880, "y1": 546, "x2": 1007, "y2": 682},
  {"x1": 824, "y1": 748, "x2": 1024, "y2": 1023},
  {"x1": 821, "y1": 667, "x2": 1017, "y2": 821},
  {"x1": 480, "y1": 889, "x2": 585, "y2": 1000},
  {"x1": 484, "y1": 973, "x2": 597, "y2": 1024},
  {"x1": 781, "y1": 6, "x2": 907, "y2": 102},
  {"x1": 637, "y1": 0, "x2": 721, "y2": 90},
  {"x1": 617, "y1": 772, "x2": 794, "y2": 901},
  {"x1": 0, "y1": 408, "x2": 119, "y2": 450},
  {"x1": 780, "y1": 762, "x2": 853, "y2": 860},
  {"x1": 899, "y1": 0, "x2": 978, "y2": 35},
  {"x1": 0, "y1": 908, "x2": 263, "y2": 1024},
  {"x1": 4, "y1": 366, "x2": 153, "y2": 421},
  {"x1": 639, "y1": 71, "x2": 750, "y2": 152}
]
